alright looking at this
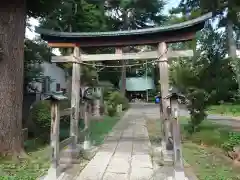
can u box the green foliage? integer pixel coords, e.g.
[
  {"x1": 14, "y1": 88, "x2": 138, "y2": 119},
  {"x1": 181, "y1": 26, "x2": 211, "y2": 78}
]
[
  {"x1": 0, "y1": 113, "x2": 121, "y2": 179},
  {"x1": 182, "y1": 118, "x2": 240, "y2": 153},
  {"x1": 172, "y1": 0, "x2": 240, "y2": 26},
  {"x1": 107, "y1": 91, "x2": 129, "y2": 110},
  {"x1": 170, "y1": 58, "x2": 210, "y2": 133},
  {"x1": 99, "y1": 69, "x2": 121, "y2": 90},
  {"x1": 27, "y1": 0, "x2": 60, "y2": 18},
  {"x1": 89, "y1": 115, "x2": 120, "y2": 145},
  {"x1": 30, "y1": 101, "x2": 51, "y2": 139},
  {"x1": 24, "y1": 39, "x2": 52, "y2": 92},
  {"x1": 185, "y1": 88, "x2": 209, "y2": 133},
  {"x1": 81, "y1": 65, "x2": 98, "y2": 86},
  {"x1": 222, "y1": 132, "x2": 240, "y2": 151},
  {"x1": 0, "y1": 143, "x2": 49, "y2": 180},
  {"x1": 170, "y1": 24, "x2": 239, "y2": 132},
  {"x1": 104, "y1": 0, "x2": 166, "y2": 30},
  {"x1": 39, "y1": 0, "x2": 107, "y2": 33},
  {"x1": 103, "y1": 87, "x2": 113, "y2": 101},
  {"x1": 148, "y1": 119, "x2": 240, "y2": 179},
  {"x1": 183, "y1": 142, "x2": 240, "y2": 180},
  {"x1": 104, "y1": 91, "x2": 129, "y2": 116},
  {"x1": 208, "y1": 103, "x2": 240, "y2": 116},
  {"x1": 182, "y1": 119, "x2": 230, "y2": 147},
  {"x1": 107, "y1": 105, "x2": 117, "y2": 117}
]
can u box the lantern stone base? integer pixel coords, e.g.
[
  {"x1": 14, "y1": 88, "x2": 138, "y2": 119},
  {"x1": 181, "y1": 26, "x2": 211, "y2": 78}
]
[
  {"x1": 59, "y1": 144, "x2": 83, "y2": 165},
  {"x1": 161, "y1": 140, "x2": 174, "y2": 165},
  {"x1": 83, "y1": 140, "x2": 91, "y2": 150},
  {"x1": 165, "y1": 169, "x2": 188, "y2": 180},
  {"x1": 82, "y1": 145, "x2": 98, "y2": 160},
  {"x1": 173, "y1": 169, "x2": 188, "y2": 180}
]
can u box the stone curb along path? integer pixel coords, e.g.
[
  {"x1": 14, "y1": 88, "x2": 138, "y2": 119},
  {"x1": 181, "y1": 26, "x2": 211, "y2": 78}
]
[{"x1": 75, "y1": 108, "x2": 155, "y2": 180}]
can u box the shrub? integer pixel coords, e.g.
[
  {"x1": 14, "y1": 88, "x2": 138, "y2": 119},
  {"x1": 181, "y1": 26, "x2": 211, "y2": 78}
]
[
  {"x1": 30, "y1": 100, "x2": 51, "y2": 140},
  {"x1": 107, "y1": 105, "x2": 116, "y2": 117},
  {"x1": 185, "y1": 88, "x2": 209, "y2": 134},
  {"x1": 103, "y1": 87, "x2": 113, "y2": 101},
  {"x1": 221, "y1": 132, "x2": 240, "y2": 151},
  {"x1": 107, "y1": 91, "x2": 129, "y2": 110}
]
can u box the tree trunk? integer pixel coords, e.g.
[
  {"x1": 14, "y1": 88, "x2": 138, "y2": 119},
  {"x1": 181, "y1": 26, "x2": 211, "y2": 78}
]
[
  {"x1": 226, "y1": 16, "x2": 240, "y2": 92},
  {"x1": 120, "y1": 60, "x2": 126, "y2": 96},
  {"x1": 0, "y1": 0, "x2": 26, "y2": 156},
  {"x1": 226, "y1": 17, "x2": 236, "y2": 58},
  {"x1": 119, "y1": 11, "x2": 129, "y2": 97}
]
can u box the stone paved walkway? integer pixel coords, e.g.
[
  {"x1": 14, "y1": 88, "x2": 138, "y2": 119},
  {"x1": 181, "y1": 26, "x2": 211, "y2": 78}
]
[{"x1": 76, "y1": 108, "x2": 154, "y2": 180}]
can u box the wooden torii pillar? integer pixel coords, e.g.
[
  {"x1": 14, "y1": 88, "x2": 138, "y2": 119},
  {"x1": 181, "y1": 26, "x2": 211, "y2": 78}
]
[
  {"x1": 157, "y1": 42, "x2": 172, "y2": 148},
  {"x1": 70, "y1": 46, "x2": 81, "y2": 159}
]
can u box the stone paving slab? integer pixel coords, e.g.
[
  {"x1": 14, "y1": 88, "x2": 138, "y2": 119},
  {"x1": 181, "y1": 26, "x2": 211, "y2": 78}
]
[
  {"x1": 130, "y1": 167, "x2": 154, "y2": 180},
  {"x1": 76, "y1": 109, "x2": 154, "y2": 180},
  {"x1": 131, "y1": 155, "x2": 153, "y2": 168},
  {"x1": 107, "y1": 156, "x2": 130, "y2": 173},
  {"x1": 76, "y1": 165, "x2": 105, "y2": 180},
  {"x1": 103, "y1": 172, "x2": 128, "y2": 180}
]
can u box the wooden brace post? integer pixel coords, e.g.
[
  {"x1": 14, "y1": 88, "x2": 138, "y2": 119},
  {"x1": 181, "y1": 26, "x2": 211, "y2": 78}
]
[
  {"x1": 48, "y1": 100, "x2": 60, "y2": 179},
  {"x1": 172, "y1": 103, "x2": 185, "y2": 179}
]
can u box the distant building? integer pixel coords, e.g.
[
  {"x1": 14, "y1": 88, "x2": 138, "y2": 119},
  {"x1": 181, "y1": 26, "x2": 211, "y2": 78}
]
[
  {"x1": 32, "y1": 61, "x2": 68, "y2": 95},
  {"x1": 119, "y1": 76, "x2": 155, "y2": 101}
]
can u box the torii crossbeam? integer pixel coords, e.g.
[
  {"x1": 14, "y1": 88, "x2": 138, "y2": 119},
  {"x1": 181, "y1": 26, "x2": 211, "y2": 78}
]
[{"x1": 51, "y1": 50, "x2": 193, "y2": 63}]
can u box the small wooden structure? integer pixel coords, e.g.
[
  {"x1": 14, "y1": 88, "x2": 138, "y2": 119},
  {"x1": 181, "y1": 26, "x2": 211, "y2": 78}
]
[{"x1": 36, "y1": 12, "x2": 212, "y2": 179}]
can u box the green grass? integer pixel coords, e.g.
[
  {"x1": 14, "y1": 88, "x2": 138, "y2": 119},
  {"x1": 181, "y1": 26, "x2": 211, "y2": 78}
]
[
  {"x1": 181, "y1": 119, "x2": 231, "y2": 148},
  {"x1": 0, "y1": 115, "x2": 121, "y2": 180},
  {"x1": 0, "y1": 140, "x2": 50, "y2": 180},
  {"x1": 90, "y1": 115, "x2": 121, "y2": 145},
  {"x1": 208, "y1": 103, "x2": 240, "y2": 117},
  {"x1": 146, "y1": 118, "x2": 240, "y2": 180},
  {"x1": 183, "y1": 143, "x2": 240, "y2": 180},
  {"x1": 181, "y1": 119, "x2": 240, "y2": 179}
]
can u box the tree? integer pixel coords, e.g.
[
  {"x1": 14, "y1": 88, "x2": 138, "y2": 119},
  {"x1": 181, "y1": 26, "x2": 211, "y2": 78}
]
[
  {"x1": 170, "y1": 23, "x2": 238, "y2": 132},
  {"x1": 39, "y1": 0, "x2": 107, "y2": 121},
  {"x1": 172, "y1": 0, "x2": 240, "y2": 93},
  {"x1": 39, "y1": 0, "x2": 107, "y2": 90},
  {"x1": 103, "y1": 0, "x2": 166, "y2": 96},
  {"x1": 0, "y1": 0, "x2": 59, "y2": 156},
  {"x1": 24, "y1": 39, "x2": 52, "y2": 92},
  {"x1": 39, "y1": 0, "x2": 107, "y2": 33}
]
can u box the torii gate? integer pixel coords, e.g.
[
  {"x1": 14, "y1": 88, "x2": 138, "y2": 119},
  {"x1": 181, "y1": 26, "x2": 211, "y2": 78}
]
[{"x1": 36, "y1": 12, "x2": 212, "y2": 180}]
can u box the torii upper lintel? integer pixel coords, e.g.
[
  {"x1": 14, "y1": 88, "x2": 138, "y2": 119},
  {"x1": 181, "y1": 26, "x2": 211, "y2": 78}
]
[{"x1": 35, "y1": 12, "x2": 212, "y2": 48}]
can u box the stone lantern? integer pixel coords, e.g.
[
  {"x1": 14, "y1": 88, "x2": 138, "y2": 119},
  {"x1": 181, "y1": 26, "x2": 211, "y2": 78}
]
[
  {"x1": 165, "y1": 87, "x2": 185, "y2": 118},
  {"x1": 82, "y1": 87, "x2": 95, "y2": 150},
  {"x1": 164, "y1": 87, "x2": 186, "y2": 180}
]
